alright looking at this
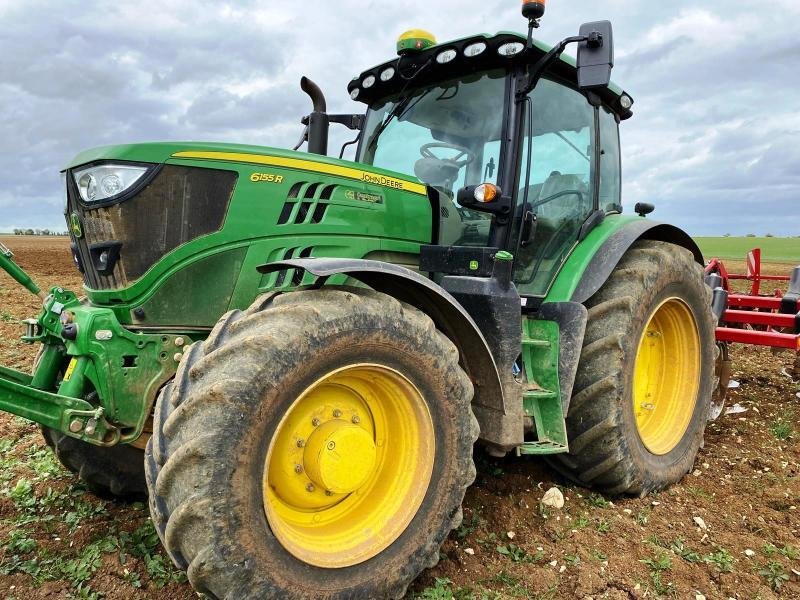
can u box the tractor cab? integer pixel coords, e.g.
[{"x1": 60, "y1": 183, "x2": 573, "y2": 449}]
[{"x1": 336, "y1": 26, "x2": 633, "y2": 299}]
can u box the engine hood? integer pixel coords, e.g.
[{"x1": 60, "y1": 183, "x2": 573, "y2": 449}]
[{"x1": 65, "y1": 142, "x2": 426, "y2": 196}]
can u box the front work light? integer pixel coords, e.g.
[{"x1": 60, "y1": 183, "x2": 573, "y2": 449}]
[
  {"x1": 72, "y1": 164, "x2": 149, "y2": 203},
  {"x1": 435, "y1": 49, "x2": 457, "y2": 64},
  {"x1": 497, "y1": 41, "x2": 525, "y2": 57},
  {"x1": 463, "y1": 42, "x2": 487, "y2": 57},
  {"x1": 396, "y1": 29, "x2": 437, "y2": 55}
]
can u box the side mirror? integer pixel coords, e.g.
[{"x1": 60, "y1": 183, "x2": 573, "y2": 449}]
[
  {"x1": 577, "y1": 21, "x2": 614, "y2": 89},
  {"x1": 456, "y1": 184, "x2": 512, "y2": 223}
]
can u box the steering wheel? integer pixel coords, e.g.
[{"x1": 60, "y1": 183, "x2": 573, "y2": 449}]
[{"x1": 419, "y1": 142, "x2": 475, "y2": 169}]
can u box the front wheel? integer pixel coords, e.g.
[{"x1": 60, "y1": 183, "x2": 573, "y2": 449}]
[
  {"x1": 548, "y1": 240, "x2": 716, "y2": 495},
  {"x1": 145, "y1": 287, "x2": 478, "y2": 599}
]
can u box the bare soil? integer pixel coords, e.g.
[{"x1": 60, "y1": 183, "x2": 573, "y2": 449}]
[{"x1": 0, "y1": 236, "x2": 797, "y2": 599}]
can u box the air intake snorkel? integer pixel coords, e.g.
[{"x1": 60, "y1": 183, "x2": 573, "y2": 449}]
[{"x1": 296, "y1": 77, "x2": 365, "y2": 157}]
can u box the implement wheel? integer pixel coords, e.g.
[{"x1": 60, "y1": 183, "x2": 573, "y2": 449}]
[
  {"x1": 40, "y1": 426, "x2": 146, "y2": 497},
  {"x1": 145, "y1": 287, "x2": 477, "y2": 599},
  {"x1": 549, "y1": 241, "x2": 715, "y2": 495}
]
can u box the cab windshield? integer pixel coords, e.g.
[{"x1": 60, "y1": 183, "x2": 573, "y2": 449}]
[{"x1": 357, "y1": 69, "x2": 507, "y2": 246}]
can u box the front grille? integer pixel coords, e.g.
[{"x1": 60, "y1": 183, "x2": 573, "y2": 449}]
[{"x1": 68, "y1": 165, "x2": 237, "y2": 290}]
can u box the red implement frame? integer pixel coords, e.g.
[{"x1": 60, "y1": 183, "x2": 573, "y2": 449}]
[{"x1": 705, "y1": 248, "x2": 799, "y2": 351}]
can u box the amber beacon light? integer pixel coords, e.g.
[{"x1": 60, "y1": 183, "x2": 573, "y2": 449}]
[{"x1": 521, "y1": 0, "x2": 545, "y2": 21}]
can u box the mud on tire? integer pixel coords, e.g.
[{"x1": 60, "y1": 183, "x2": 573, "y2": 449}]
[{"x1": 145, "y1": 287, "x2": 479, "y2": 599}]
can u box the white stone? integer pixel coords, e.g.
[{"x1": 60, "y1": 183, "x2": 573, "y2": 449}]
[
  {"x1": 693, "y1": 516, "x2": 708, "y2": 530},
  {"x1": 541, "y1": 487, "x2": 565, "y2": 509}
]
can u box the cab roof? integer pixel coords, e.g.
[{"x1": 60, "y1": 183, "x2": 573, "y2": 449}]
[{"x1": 348, "y1": 31, "x2": 633, "y2": 120}]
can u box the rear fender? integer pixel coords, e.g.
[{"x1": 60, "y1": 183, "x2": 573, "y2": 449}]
[
  {"x1": 257, "y1": 258, "x2": 522, "y2": 449},
  {"x1": 566, "y1": 220, "x2": 703, "y2": 305}
]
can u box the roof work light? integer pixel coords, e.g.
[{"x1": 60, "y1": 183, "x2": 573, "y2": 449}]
[{"x1": 396, "y1": 29, "x2": 437, "y2": 55}]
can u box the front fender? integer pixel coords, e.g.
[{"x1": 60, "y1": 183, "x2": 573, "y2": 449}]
[{"x1": 257, "y1": 258, "x2": 519, "y2": 448}]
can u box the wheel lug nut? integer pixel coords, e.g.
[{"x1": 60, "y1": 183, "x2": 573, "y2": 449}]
[
  {"x1": 294, "y1": 464, "x2": 303, "y2": 474},
  {"x1": 327, "y1": 441, "x2": 336, "y2": 450},
  {"x1": 311, "y1": 417, "x2": 321, "y2": 427},
  {"x1": 325, "y1": 490, "x2": 333, "y2": 496},
  {"x1": 306, "y1": 483, "x2": 315, "y2": 492},
  {"x1": 333, "y1": 409, "x2": 342, "y2": 418},
  {"x1": 351, "y1": 415, "x2": 360, "y2": 424},
  {"x1": 296, "y1": 439, "x2": 305, "y2": 448}
]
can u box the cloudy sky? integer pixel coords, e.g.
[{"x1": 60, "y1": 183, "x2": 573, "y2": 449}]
[{"x1": 0, "y1": 0, "x2": 798, "y2": 236}]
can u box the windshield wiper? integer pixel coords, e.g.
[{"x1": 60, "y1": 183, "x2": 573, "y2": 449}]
[
  {"x1": 366, "y1": 96, "x2": 413, "y2": 152},
  {"x1": 555, "y1": 131, "x2": 590, "y2": 162},
  {"x1": 366, "y1": 87, "x2": 436, "y2": 152}
]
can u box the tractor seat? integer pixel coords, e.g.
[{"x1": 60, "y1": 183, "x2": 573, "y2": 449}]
[
  {"x1": 535, "y1": 172, "x2": 587, "y2": 217},
  {"x1": 414, "y1": 157, "x2": 461, "y2": 189}
]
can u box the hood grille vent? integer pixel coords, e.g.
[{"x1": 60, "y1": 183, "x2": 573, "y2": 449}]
[{"x1": 276, "y1": 181, "x2": 334, "y2": 225}]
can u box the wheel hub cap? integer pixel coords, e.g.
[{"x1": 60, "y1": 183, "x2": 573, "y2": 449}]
[{"x1": 304, "y1": 420, "x2": 377, "y2": 494}]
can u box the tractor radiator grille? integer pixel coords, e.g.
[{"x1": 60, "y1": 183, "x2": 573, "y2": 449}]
[{"x1": 68, "y1": 165, "x2": 237, "y2": 290}]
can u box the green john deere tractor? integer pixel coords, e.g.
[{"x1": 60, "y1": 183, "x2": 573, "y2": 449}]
[{"x1": 0, "y1": 3, "x2": 723, "y2": 598}]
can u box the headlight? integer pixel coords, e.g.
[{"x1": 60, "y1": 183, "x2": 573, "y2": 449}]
[{"x1": 72, "y1": 164, "x2": 149, "y2": 203}]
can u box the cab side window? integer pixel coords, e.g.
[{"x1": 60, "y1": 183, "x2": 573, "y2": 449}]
[
  {"x1": 514, "y1": 79, "x2": 596, "y2": 296},
  {"x1": 599, "y1": 106, "x2": 621, "y2": 213}
]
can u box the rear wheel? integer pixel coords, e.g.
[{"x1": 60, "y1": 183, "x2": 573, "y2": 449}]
[
  {"x1": 548, "y1": 241, "x2": 715, "y2": 495},
  {"x1": 145, "y1": 287, "x2": 478, "y2": 599}
]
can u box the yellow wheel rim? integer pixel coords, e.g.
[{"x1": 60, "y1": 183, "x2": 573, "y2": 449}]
[
  {"x1": 263, "y1": 364, "x2": 435, "y2": 568},
  {"x1": 633, "y1": 298, "x2": 701, "y2": 455}
]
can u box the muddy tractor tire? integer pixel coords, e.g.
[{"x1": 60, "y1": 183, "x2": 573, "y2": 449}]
[
  {"x1": 548, "y1": 241, "x2": 716, "y2": 496},
  {"x1": 145, "y1": 287, "x2": 478, "y2": 599},
  {"x1": 41, "y1": 426, "x2": 147, "y2": 497}
]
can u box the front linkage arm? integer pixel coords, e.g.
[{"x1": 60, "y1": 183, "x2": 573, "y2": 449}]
[
  {"x1": 0, "y1": 242, "x2": 44, "y2": 299},
  {"x1": 0, "y1": 246, "x2": 187, "y2": 446}
]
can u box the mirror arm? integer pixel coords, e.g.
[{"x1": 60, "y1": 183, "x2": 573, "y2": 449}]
[
  {"x1": 515, "y1": 35, "x2": 590, "y2": 99},
  {"x1": 328, "y1": 114, "x2": 365, "y2": 131}
]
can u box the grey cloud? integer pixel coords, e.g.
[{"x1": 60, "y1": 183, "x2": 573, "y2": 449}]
[{"x1": 0, "y1": 0, "x2": 798, "y2": 237}]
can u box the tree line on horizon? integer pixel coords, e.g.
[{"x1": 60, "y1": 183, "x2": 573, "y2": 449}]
[{"x1": 11, "y1": 229, "x2": 68, "y2": 236}]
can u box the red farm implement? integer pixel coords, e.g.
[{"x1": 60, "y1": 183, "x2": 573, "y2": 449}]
[{"x1": 705, "y1": 248, "x2": 800, "y2": 381}]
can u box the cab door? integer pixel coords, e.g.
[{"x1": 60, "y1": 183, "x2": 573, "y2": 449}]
[{"x1": 513, "y1": 79, "x2": 598, "y2": 297}]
